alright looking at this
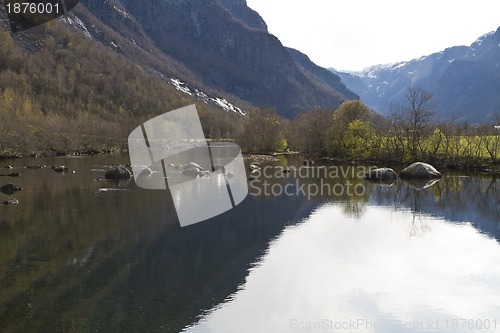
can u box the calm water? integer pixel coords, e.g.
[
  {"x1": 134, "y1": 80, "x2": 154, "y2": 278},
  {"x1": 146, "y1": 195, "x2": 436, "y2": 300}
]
[{"x1": 0, "y1": 154, "x2": 498, "y2": 333}]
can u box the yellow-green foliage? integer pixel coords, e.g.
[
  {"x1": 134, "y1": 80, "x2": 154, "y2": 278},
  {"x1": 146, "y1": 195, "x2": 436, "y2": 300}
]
[
  {"x1": 421, "y1": 132, "x2": 499, "y2": 160},
  {"x1": 0, "y1": 20, "x2": 227, "y2": 156},
  {"x1": 286, "y1": 98, "x2": 499, "y2": 166},
  {"x1": 343, "y1": 119, "x2": 374, "y2": 159}
]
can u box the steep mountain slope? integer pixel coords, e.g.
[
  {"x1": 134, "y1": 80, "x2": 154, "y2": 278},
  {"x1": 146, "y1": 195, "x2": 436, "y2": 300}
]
[
  {"x1": 287, "y1": 47, "x2": 358, "y2": 101},
  {"x1": 77, "y1": 0, "x2": 355, "y2": 118},
  {"x1": 333, "y1": 27, "x2": 500, "y2": 123},
  {"x1": 0, "y1": 4, "x2": 244, "y2": 155}
]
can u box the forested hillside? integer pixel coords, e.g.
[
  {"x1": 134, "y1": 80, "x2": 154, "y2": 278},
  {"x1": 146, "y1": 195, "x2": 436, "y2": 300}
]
[{"x1": 0, "y1": 17, "x2": 237, "y2": 156}]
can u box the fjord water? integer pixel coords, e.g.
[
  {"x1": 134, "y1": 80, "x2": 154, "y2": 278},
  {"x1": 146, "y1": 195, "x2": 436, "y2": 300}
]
[{"x1": 0, "y1": 154, "x2": 498, "y2": 333}]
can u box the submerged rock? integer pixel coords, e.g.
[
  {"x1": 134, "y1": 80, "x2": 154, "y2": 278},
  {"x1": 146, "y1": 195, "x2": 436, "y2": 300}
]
[
  {"x1": 364, "y1": 168, "x2": 397, "y2": 181},
  {"x1": 105, "y1": 165, "x2": 132, "y2": 179},
  {"x1": 399, "y1": 162, "x2": 442, "y2": 179}
]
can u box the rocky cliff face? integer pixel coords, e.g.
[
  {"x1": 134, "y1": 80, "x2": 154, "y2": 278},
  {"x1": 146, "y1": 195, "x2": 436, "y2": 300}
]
[
  {"x1": 217, "y1": 0, "x2": 267, "y2": 31},
  {"x1": 333, "y1": 27, "x2": 500, "y2": 123},
  {"x1": 77, "y1": 0, "x2": 355, "y2": 118}
]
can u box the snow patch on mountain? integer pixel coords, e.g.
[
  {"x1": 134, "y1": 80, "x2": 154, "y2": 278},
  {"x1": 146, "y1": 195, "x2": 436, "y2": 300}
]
[
  {"x1": 60, "y1": 15, "x2": 92, "y2": 38},
  {"x1": 169, "y1": 79, "x2": 246, "y2": 115}
]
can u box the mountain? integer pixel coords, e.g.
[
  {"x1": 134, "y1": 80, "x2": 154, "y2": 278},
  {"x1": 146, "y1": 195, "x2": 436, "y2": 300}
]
[
  {"x1": 74, "y1": 0, "x2": 356, "y2": 118},
  {"x1": 286, "y1": 47, "x2": 358, "y2": 101},
  {"x1": 333, "y1": 27, "x2": 500, "y2": 123}
]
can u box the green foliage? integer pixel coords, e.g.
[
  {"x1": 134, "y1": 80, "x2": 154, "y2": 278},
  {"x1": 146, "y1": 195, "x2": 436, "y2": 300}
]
[
  {"x1": 326, "y1": 100, "x2": 372, "y2": 156},
  {"x1": 333, "y1": 100, "x2": 371, "y2": 124},
  {"x1": 343, "y1": 119, "x2": 374, "y2": 159}
]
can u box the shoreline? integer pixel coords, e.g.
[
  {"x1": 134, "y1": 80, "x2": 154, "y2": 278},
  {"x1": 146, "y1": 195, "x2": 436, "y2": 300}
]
[{"x1": 2, "y1": 148, "x2": 499, "y2": 175}]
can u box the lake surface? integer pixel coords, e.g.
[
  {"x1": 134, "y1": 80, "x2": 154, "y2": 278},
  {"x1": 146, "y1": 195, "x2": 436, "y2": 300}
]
[{"x1": 0, "y1": 154, "x2": 498, "y2": 333}]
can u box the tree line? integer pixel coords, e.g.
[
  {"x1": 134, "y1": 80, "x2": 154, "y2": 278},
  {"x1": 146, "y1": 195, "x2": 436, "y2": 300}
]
[{"x1": 233, "y1": 87, "x2": 499, "y2": 169}]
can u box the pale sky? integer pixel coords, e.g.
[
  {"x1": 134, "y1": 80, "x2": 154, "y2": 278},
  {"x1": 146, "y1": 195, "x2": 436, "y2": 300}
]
[{"x1": 246, "y1": 0, "x2": 500, "y2": 71}]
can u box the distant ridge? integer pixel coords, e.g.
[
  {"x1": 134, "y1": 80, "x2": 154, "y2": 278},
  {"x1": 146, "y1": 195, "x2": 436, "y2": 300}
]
[{"x1": 333, "y1": 27, "x2": 500, "y2": 123}]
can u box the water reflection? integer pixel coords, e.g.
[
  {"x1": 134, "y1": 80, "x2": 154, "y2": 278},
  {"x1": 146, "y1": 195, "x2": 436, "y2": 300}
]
[
  {"x1": 184, "y1": 205, "x2": 500, "y2": 333},
  {"x1": 369, "y1": 175, "x2": 499, "y2": 240},
  {"x1": 0, "y1": 155, "x2": 498, "y2": 333}
]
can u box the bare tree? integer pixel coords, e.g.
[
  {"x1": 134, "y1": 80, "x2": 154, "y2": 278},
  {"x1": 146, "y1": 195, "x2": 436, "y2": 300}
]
[
  {"x1": 286, "y1": 108, "x2": 334, "y2": 155},
  {"x1": 389, "y1": 87, "x2": 436, "y2": 160},
  {"x1": 235, "y1": 108, "x2": 286, "y2": 153}
]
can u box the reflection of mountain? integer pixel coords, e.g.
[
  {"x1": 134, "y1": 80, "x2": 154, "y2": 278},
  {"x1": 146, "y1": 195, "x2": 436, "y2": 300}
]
[
  {"x1": 368, "y1": 176, "x2": 499, "y2": 240},
  {"x1": 88, "y1": 194, "x2": 317, "y2": 332},
  {"x1": 0, "y1": 157, "x2": 317, "y2": 332},
  {"x1": 0, "y1": 161, "x2": 177, "y2": 332}
]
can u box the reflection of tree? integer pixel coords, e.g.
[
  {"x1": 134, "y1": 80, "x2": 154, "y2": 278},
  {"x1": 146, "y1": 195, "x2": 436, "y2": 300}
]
[
  {"x1": 341, "y1": 198, "x2": 365, "y2": 219},
  {"x1": 408, "y1": 185, "x2": 433, "y2": 237},
  {"x1": 393, "y1": 178, "x2": 438, "y2": 236},
  {"x1": 368, "y1": 173, "x2": 499, "y2": 240}
]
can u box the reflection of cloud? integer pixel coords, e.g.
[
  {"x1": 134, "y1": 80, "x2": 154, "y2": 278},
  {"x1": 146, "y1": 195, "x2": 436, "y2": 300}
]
[{"x1": 183, "y1": 205, "x2": 500, "y2": 333}]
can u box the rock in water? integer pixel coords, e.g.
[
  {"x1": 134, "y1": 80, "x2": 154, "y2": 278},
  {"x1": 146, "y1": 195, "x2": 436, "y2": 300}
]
[
  {"x1": 0, "y1": 183, "x2": 23, "y2": 195},
  {"x1": 182, "y1": 162, "x2": 205, "y2": 177},
  {"x1": 105, "y1": 165, "x2": 132, "y2": 179},
  {"x1": 364, "y1": 168, "x2": 397, "y2": 181},
  {"x1": 0, "y1": 172, "x2": 20, "y2": 177},
  {"x1": 249, "y1": 164, "x2": 261, "y2": 173},
  {"x1": 3, "y1": 198, "x2": 19, "y2": 205},
  {"x1": 26, "y1": 165, "x2": 45, "y2": 169},
  {"x1": 52, "y1": 166, "x2": 69, "y2": 172},
  {"x1": 399, "y1": 162, "x2": 442, "y2": 179}
]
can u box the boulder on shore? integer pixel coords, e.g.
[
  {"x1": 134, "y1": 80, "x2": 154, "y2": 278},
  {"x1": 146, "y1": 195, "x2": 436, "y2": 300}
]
[
  {"x1": 105, "y1": 165, "x2": 132, "y2": 179},
  {"x1": 399, "y1": 162, "x2": 442, "y2": 179},
  {"x1": 364, "y1": 168, "x2": 397, "y2": 181}
]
